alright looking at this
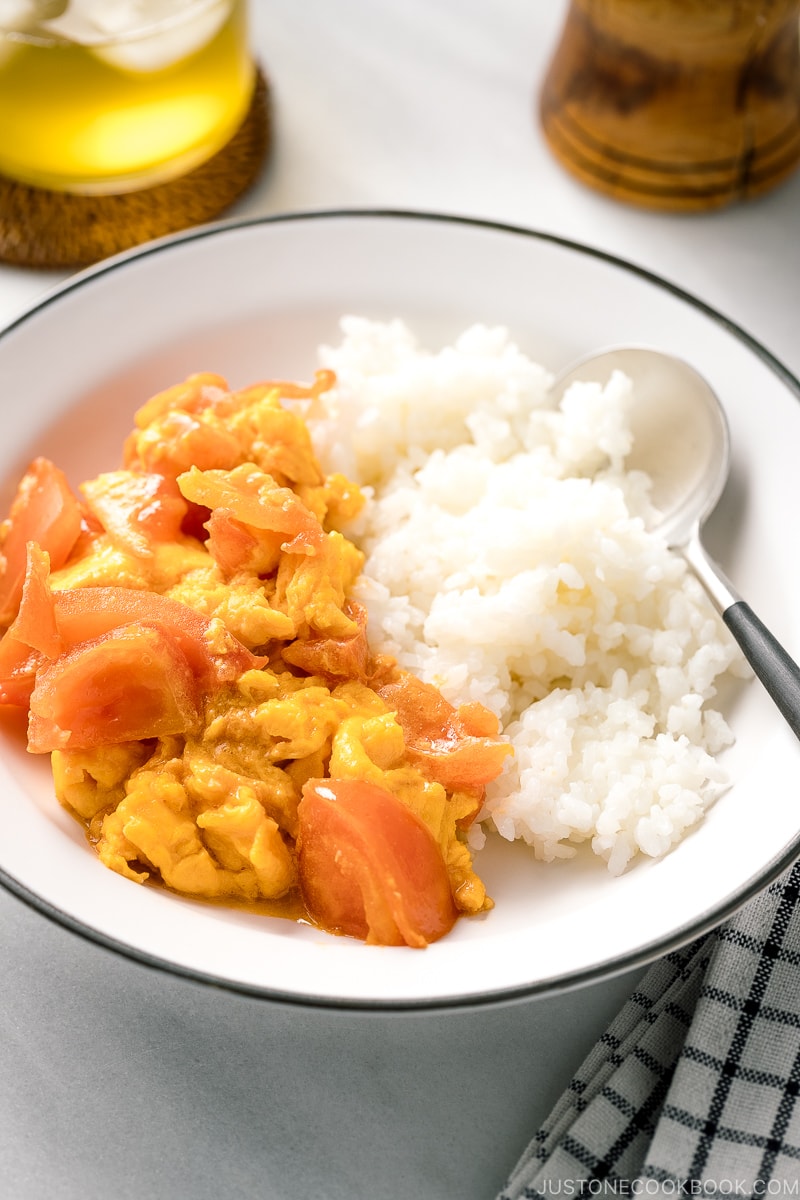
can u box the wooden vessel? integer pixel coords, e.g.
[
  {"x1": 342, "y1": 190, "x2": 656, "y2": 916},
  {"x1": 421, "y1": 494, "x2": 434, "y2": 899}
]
[{"x1": 539, "y1": 0, "x2": 800, "y2": 210}]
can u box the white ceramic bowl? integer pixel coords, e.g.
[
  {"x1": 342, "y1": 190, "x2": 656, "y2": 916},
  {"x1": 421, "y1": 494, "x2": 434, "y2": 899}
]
[{"x1": 1, "y1": 210, "x2": 799, "y2": 1010}]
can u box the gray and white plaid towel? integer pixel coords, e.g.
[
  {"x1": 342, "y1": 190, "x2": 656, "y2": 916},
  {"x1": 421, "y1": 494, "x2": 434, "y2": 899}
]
[{"x1": 498, "y1": 860, "x2": 800, "y2": 1198}]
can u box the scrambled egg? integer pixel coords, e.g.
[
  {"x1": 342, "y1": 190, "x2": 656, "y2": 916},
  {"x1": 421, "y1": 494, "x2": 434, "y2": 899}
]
[
  {"x1": 52, "y1": 670, "x2": 485, "y2": 912},
  {"x1": 22, "y1": 371, "x2": 500, "y2": 930}
]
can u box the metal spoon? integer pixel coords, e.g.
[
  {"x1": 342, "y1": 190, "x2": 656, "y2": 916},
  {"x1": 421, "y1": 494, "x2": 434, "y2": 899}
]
[{"x1": 551, "y1": 347, "x2": 800, "y2": 741}]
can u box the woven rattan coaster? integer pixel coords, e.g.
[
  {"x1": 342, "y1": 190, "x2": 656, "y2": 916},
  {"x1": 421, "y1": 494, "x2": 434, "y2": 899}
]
[{"x1": 0, "y1": 67, "x2": 271, "y2": 270}]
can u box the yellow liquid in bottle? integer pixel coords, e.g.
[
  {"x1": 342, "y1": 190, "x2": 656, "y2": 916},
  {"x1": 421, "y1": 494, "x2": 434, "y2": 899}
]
[{"x1": 0, "y1": 0, "x2": 255, "y2": 194}]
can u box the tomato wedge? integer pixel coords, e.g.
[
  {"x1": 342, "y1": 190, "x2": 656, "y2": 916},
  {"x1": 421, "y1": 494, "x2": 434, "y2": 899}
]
[
  {"x1": 0, "y1": 458, "x2": 83, "y2": 626},
  {"x1": 297, "y1": 778, "x2": 457, "y2": 948},
  {"x1": 50, "y1": 586, "x2": 263, "y2": 684},
  {"x1": 377, "y1": 674, "x2": 512, "y2": 794},
  {"x1": 0, "y1": 564, "x2": 263, "y2": 713},
  {"x1": 282, "y1": 600, "x2": 371, "y2": 683},
  {"x1": 0, "y1": 544, "x2": 59, "y2": 706},
  {"x1": 178, "y1": 464, "x2": 324, "y2": 554},
  {"x1": 11, "y1": 543, "x2": 60, "y2": 658},
  {"x1": 80, "y1": 471, "x2": 188, "y2": 556},
  {"x1": 203, "y1": 508, "x2": 285, "y2": 576},
  {"x1": 28, "y1": 621, "x2": 201, "y2": 752},
  {"x1": 0, "y1": 637, "x2": 43, "y2": 707}
]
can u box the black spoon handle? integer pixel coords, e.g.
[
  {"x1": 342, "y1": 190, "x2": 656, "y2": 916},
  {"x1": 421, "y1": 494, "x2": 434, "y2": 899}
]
[
  {"x1": 684, "y1": 533, "x2": 800, "y2": 743},
  {"x1": 724, "y1": 601, "x2": 800, "y2": 742}
]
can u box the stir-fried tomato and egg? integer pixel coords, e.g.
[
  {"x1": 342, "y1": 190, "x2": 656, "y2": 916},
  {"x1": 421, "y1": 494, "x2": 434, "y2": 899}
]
[{"x1": 0, "y1": 370, "x2": 511, "y2": 947}]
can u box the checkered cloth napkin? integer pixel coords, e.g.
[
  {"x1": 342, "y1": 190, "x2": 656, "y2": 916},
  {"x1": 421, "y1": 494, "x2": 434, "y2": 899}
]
[{"x1": 498, "y1": 859, "x2": 800, "y2": 1197}]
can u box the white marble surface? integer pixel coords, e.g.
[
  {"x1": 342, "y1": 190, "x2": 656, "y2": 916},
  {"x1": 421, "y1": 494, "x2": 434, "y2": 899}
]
[{"x1": 0, "y1": 2, "x2": 799, "y2": 1197}]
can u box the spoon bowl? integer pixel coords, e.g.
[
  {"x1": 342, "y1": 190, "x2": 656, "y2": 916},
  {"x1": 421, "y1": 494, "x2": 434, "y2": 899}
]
[
  {"x1": 551, "y1": 346, "x2": 731, "y2": 547},
  {"x1": 553, "y1": 346, "x2": 800, "y2": 741}
]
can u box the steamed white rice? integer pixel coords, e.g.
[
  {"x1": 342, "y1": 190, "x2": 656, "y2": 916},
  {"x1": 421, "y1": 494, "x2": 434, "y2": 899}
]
[{"x1": 308, "y1": 317, "x2": 747, "y2": 875}]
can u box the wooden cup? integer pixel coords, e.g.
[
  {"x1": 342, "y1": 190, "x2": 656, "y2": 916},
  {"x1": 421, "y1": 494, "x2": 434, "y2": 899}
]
[{"x1": 539, "y1": 0, "x2": 800, "y2": 210}]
